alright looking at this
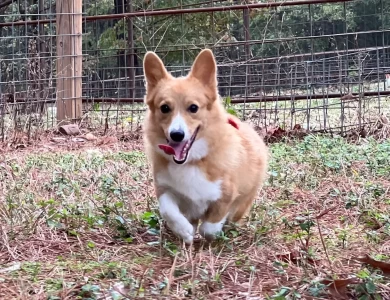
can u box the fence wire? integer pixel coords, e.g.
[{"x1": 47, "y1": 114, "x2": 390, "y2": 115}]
[{"x1": 0, "y1": 0, "x2": 389, "y2": 142}]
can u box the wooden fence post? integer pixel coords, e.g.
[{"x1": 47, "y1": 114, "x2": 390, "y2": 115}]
[{"x1": 56, "y1": 0, "x2": 82, "y2": 124}]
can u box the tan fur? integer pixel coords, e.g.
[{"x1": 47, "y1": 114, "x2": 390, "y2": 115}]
[{"x1": 143, "y1": 49, "x2": 269, "y2": 241}]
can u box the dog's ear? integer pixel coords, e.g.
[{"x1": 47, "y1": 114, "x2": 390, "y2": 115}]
[
  {"x1": 143, "y1": 52, "x2": 169, "y2": 91},
  {"x1": 189, "y1": 49, "x2": 217, "y2": 94}
]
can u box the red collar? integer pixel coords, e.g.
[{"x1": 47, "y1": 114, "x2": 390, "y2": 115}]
[{"x1": 228, "y1": 117, "x2": 239, "y2": 129}]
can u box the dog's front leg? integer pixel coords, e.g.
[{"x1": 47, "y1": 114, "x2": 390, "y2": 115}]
[{"x1": 159, "y1": 192, "x2": 194, "y2": 244}]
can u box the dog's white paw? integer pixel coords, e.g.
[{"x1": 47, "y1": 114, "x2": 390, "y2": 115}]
[
  {"x1": 168, "y1": 220, "x2": 194, "y2": 244},
  {"x1": 199, "y1": 220, "x2": 224, "y2": 241},
  {"x1": 159, "y1": 192, "x2": 195, "y2": 244}
]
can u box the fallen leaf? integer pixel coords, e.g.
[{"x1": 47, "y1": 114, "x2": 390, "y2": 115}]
[
  {"x1": 14, "y1": 144, "x2": 26, "y2": 149},
  {"x1": 360, "y1": 129, "x2": 368, "y2": 138},
  {"x1": 273, "y1": 127, "x2": 286, "y2": 138},
  {"x1": 264, "y1": 126, "x2": 287, "y2": 139},
  {"x1": 85, "y1": 133, "x2": 97, "y2": 141},
  {"x1": 51, "y1": 137, "x2": 66, "y2": 143},
  {"x1": 358, "y1": 213, "x2": 382, "y2": 230},
  {"x1": 321, "y1": 278, "x2": 360, "y2": 299},
  {"x1": 293, "y1": 124, "x2": 302, "y2": 130},
  {"x1": 71, "y1": 137, "x2": 86, "y2": 143},
  {"x1": 316, "y1": 205, "x2": 338, "y2": 219},
  {"x1": 276, "y1": 251, "x2": 300, "y2": 263},
  {"x1": 356, "y1": 255, "x2": 390, "y2": 275},
  {"x1": 97, "y1": 136, "x2": 118, "y2": 146},
  {"x1": 380, "y1": 115, "x2": 389, "y2": 124},
  {"x1": 0, "y1": 262, "x2": 21, "y2": 273},
  {"x1": 275, "y1": 251, "x2": 318, "y2": 265},
  {"x1": 58, "y1": 124, "x2": 81, "y2": 136}
]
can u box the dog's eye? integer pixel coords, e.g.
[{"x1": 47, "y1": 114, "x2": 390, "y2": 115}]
[
  {"x1": 160, "y1": 104, "x2": 171, "y2": 114},
  {"x1": 188, "y1": 104, "x2": 199, "y2": 113}
]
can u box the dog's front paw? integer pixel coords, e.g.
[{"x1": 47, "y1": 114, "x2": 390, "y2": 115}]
[
  {"x1": 199, "y1": 221, "x2": 224, "y2": 241},
  {"x1": 168, "y1": 220, "x2": 194, "y2": 244},
  {"x1": 159, "y1": 192, "x2": 194, "y2": 244}
]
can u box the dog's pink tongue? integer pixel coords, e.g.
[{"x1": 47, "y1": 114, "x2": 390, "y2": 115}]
[
  {"x1": 158, "y1": 144, "x2": 175, "y2": 155},
  {"x1": 158, "y1": 142, "x2": 187, "y2": 160}
]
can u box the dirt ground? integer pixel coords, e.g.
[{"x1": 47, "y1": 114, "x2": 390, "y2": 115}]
[{"x1": 0, "y1": 129, "x2": 389, "y2": 299}]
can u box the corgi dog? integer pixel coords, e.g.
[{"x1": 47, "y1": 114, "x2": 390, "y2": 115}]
[{"x1": 142, "y1": 49, "x2": 268, "y2": 244}]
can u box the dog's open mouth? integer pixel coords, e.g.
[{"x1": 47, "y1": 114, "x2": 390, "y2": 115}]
[{"x1": 158, "y1": 126, "x2": 200, "y2": 164}]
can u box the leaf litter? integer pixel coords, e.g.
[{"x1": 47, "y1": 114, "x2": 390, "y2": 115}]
[{"x1": 0, "y1": 133, "x2": 389, "y2": 299}]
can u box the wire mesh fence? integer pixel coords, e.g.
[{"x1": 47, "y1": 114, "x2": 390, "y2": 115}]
[{"x1": 0, "y1": 0, "x2": 389, "y2": 142}]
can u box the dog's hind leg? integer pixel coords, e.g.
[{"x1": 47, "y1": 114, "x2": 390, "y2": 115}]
[{"x1": 229, "y1": 187, "x2": 259, "y2": 224}]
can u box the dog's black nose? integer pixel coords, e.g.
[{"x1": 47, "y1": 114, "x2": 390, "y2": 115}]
[{"x1": 170, "y1": 130, "x2": 185, "y2": 142}]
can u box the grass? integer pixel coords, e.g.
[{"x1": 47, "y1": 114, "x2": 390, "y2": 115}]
[{"x1": 0, "y1": 134, "x2": 390, "y2": 299}]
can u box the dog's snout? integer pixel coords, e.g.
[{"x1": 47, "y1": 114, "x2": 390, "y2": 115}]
[{"x1": 170, "y1": 130, "x2": 185, "y2": 142}]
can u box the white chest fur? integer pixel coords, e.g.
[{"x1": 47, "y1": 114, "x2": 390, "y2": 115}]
[{"x1": 156, "y1": 163, "x2": 222, "y2": 219}]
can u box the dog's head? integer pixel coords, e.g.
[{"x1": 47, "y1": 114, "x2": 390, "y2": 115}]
[{"x1": 143, "y1": 49, "x2": 222, "y2": 165}]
